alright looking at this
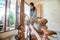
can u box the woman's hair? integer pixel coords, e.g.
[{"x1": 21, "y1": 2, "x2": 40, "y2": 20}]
[
  {"x1": 30, "y1": 2, "x2": 34, "y2": 6},
  {"x1": 30, "y1": 2, "x2": 36, "y2": 11}
]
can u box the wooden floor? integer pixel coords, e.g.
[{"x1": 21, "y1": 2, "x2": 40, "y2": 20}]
[
  {"x1": 25, "y1": 25, "x2": 59, "y2": 40},
  {"x1": 25, "y1": 25, "x2": 41, "y2": 40},
  {"x1": 31, "y1": 35, "x2": 37, "y2": 40}
]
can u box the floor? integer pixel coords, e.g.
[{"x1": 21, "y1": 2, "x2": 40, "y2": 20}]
[
  {"x1": 49, "y1": 31, "x2": 60, "y2": 40},
  {"x1": 25, "y1": 24, "x2": 60, "y2": 40}
]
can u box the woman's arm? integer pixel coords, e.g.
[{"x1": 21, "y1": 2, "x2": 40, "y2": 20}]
[{"x1": 33, "y1": 9, "x2": 37, "y2": 20}]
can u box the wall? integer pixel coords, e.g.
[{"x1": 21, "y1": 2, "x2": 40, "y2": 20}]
[
  {"x1": 25, "y1": 0, "x2": 44, "y2": 4},
  {"x1": 43, "y1": 0, "x2": 60, "y2": 31}
]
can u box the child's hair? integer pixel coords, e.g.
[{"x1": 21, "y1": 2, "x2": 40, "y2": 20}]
[
  {"x1": 40, "y1": 18, "x2": 48, "y2": 26},
  {"x1": 41, "y1": 18, "x2": 48, "y2": 23},
  {"x1": 43, "y1": 19, "x2": 48, "y2": 23}
]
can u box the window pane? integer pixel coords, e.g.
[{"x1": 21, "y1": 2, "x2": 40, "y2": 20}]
[
  {"x1": 6, "y1": 0, "x2": 16, "y2": 30},
  {"x1": 15, "y1": 0, "x2": 21, "y2": 26},
  {"x1": 0, "y1": 0, "x2": 5, "y2": 32},
  {"x1": 24, "y1": 3, "x2": 30, "y2": 39},
  {"x1": 24, "y1": 3, "x2": 30, "y2": 25},
  {"x1": 24, "y1": 4, "x2": 30, "y2": 18}
]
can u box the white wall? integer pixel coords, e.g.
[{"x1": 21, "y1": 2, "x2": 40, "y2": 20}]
[{"x1": 43, "y1": 0, "x2": 60, "y2": 31}]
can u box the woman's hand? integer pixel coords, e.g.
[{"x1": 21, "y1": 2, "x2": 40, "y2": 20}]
[{"x1": 30, "y1": 17, "x2": 34, "y2": 21}]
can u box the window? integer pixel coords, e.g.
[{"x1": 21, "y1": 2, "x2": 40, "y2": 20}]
[
  {"x1": 24, "y1": 3, "x2": 30, "y2": 26},
  {"x1": 15, "y1": 0, "x2": 21, "y2": 26},
  {"x1": 0, "y1": 0, "x2": 21, "y2": 32},
  {"x1": 6, "y1": 0, "x2": 21, "y2": 30},
  {"x1": 5, "y1": 0, "x2": 17, "y2": 30},
  {"x1": 24, "y1": 3, "x2": 30, "y2": 18},
  {"x1": 0, "y1": 0, "x2": 5, "y2": 32}
]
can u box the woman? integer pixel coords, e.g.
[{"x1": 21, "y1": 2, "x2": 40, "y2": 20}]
[
  {"x1": 30, "y1": 2, "x2": 41, "y2": 30},
  {"x1": 28, "y1": 2, "x2": 42, "y2": 40},
  {"x1": 30, "y1": 2, "x2": 37, "y2": 25}
]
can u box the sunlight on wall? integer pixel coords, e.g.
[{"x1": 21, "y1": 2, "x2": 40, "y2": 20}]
[{"x1": 43, "y1": 0, "x2": 60, "y2": 31}]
